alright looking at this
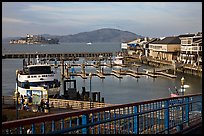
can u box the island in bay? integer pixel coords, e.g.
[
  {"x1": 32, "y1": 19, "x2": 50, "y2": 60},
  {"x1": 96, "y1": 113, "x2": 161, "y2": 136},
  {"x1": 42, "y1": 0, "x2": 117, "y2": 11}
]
[{"x1": 9, "y1": 34, "x2": 59, "y2": 44}]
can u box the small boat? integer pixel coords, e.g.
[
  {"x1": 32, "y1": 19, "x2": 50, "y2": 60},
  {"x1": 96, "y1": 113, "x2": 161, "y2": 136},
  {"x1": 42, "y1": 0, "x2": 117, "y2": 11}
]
[
  {"x1": 86, "y1": 42, "x2": 92, "y2": 45},
  {"x1": 169, "y1": 85, "x2": 190, "y2": 97},
  {"x1": 15, "y1": 55, "x2": 60, "y2": 100},
  {"x1": 113, "y1": 56, "x2": 124, "y2": 65},
  {"x1": 170, "y1": 93, "x2": 179, "y2": 97}
]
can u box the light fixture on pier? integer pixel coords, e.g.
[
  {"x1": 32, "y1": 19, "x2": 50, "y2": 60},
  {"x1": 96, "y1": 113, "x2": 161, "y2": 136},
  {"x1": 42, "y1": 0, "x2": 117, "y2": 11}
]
[
  {"x1": 89, "y1": 73, "x2": 92, "y2": 109},
  {"x1": 181, "y1": 77, "x2": 185, "y2": 95}
]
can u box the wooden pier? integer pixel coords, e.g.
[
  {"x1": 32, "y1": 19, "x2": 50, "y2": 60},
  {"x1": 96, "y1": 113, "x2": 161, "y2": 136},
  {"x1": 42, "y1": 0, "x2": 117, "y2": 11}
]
[
  {"x1": 2, "y1": 52, "x2": 113, "y2": 60},
  {"x1": 156, "y1": 71, "x2": 177, "y2": 78},
  {"x1": 94, "y1": 72, "x2": 105, "y2": 78},
  {"x1": 63, "y1": 66, "x2": 177, "y2": 80}
]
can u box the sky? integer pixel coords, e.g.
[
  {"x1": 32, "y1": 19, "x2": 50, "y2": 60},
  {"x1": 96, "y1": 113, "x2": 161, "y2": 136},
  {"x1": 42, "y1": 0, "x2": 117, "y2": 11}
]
[{"x1": 2, "y1": 2, "x2": 202, "y2": 38}]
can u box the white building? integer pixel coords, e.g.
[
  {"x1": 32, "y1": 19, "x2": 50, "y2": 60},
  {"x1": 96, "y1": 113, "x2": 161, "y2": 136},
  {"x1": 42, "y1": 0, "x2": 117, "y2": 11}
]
[{"x1": 179, "y1": 32, "x2": 202, "y2": 66}]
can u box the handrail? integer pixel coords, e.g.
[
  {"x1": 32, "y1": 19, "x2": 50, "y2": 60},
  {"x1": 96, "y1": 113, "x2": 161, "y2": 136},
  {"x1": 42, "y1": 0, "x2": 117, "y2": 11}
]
[{"x1": 2, "y1": 93, "x2": 202, "y2": 134}]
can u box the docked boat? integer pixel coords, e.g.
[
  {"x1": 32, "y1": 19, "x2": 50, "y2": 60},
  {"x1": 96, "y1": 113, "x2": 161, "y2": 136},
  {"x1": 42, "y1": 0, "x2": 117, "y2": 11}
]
[
  {"x1": 113, "y1": 56, "x2": 124, "y2": 65},
  {"x1": 15, "y1": 56, "x2": 60, "y2": 100},
  {"x1": 169, "y1": 85, "x2": 190, "y2": 97}
]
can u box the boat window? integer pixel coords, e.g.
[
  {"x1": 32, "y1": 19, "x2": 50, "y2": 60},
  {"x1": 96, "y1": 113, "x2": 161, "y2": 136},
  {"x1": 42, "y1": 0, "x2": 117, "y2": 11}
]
[
  {"x1": 29, "y1": 66, "x2": 51, "y2": 74},
  {"x1": 19, "y1": 81, "x2": 30, "y2": 89}
]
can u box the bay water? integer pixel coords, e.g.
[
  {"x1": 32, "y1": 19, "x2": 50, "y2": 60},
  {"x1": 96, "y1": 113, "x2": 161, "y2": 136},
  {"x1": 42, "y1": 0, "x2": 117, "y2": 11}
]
[{"x1": 2, "y1": 42, "x2": 202, "y2": 104}]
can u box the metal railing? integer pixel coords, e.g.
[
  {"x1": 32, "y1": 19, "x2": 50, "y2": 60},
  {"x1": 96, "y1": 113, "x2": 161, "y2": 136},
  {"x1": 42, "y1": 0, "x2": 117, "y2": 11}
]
[
  {"x1": 2, "y1": 93, "x2": 202, "y2": 134},
  {"x1": 2, "y1": 96, "x2": 113, "y2": 110}
]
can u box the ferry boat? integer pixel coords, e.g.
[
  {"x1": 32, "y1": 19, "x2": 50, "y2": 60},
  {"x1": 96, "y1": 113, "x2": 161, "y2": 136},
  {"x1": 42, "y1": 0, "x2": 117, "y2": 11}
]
[{"x1": 15, "y1": 56, "x2": 60, "y2": 99}]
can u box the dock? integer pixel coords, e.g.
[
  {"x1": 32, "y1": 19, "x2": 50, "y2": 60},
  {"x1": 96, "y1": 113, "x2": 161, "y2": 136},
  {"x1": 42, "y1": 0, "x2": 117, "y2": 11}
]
[
  {"x1": 156, "y1": 71, "x2": 177, "y2": 78},
  {"x1": 143, "y1": 69, "x2": 176, "y2": 78},
  {"x1": 94, "y1": 70, "x2": 105, "y2": 78},
  {"x1": 2, "y1": 52, "x2": 113, "y2": 60},
  {"x1": 63, "y1": 68, "x2": 177, "y2": 80},
  {"x1": 109, "y1": 72, "x2": 123, "y2": 78}
]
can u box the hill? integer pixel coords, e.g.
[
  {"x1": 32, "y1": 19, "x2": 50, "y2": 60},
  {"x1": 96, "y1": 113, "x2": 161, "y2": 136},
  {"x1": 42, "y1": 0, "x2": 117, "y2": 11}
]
[
  {"x1": 57, "y1": 28, "x2": 143, "y2": 43},
  {"x1": 3, "y1": 28, "x2": 144, "y2": 43}
]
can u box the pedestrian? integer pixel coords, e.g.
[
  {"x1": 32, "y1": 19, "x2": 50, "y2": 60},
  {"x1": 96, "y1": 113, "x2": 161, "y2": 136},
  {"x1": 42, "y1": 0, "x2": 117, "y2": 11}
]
[
  {"x1": 20, "y1": 95, "x2": 25, "y2": 110},
  {"x1": 40, "y1": 99, "x2": 44, "y2": 112},
  {"x1": 24, "y1": 103, "x2": 29, "y2": 111},
  {"x1": 28, "y1": 95, "x2": 32, "y2": 104}
]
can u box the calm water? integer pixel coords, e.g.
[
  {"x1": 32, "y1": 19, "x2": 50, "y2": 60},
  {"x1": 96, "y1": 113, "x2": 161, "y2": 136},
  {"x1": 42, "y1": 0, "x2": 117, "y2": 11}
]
[
  {"x1": 2, "y1": 42, "x2": 202, "y2": 104},
  {"x1": 2, "y1": 42, "x2": 121, "y2": 54}
]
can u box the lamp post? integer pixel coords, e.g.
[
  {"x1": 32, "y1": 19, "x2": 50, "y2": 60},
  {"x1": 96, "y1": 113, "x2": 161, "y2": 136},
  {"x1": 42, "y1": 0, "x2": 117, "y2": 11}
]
[
  {"x1": 89, "y1": 73, "x2": 92, "y2": 109},
  {"x1": 181, "y1": 77, "x2": 185, "y2": 96}
]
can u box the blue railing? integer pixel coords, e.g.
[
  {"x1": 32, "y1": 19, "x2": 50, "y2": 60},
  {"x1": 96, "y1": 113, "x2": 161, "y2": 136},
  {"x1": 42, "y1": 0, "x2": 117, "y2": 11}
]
[{"x1": 2, "y1": 93, "x2": 202, "y2": 134}]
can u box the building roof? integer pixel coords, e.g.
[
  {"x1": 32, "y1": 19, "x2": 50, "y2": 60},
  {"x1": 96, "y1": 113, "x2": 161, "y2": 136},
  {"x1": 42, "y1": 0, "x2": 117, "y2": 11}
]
[
  {"x1": 194, "y1": 39, "x2": 202, "y2": 44},
  {"x1": 151, "y1": 36, "x2": 181, "y2": 44},
  {"x1": 178, "y1": 33, "x2": 195, "y2": 37},
  {"x1": 146, "y1": 38, "x2": 160, "y2": 44}
]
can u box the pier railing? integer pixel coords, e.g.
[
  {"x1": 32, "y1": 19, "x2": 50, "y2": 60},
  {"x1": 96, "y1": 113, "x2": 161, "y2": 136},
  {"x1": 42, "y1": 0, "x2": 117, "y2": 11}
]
[
  {"x1": 48, "y1": 98, "x2": 114, "y2": 110},
  {"x1": 2, "y1": 96, "x2": 113, "y2": 110},
  {"x1": 2, "y1": 93, "x2": 202, "y2": 134}
]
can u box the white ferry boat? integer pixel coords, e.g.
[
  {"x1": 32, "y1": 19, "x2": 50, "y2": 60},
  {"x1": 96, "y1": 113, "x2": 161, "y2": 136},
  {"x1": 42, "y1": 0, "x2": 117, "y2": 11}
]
[{"x1": 15, "y1": 56, "x2": 60, "y2": 99}]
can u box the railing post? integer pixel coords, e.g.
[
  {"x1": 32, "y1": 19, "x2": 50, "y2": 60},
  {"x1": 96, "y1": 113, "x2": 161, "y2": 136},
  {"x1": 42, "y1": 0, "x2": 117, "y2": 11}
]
[
  {"x1": 164, "y1": 100, "x2": 169, "y2": 134},
  {"x1": 113, "y1": 110, "x2": 116, "y2": 134},
  {"x1": 31, "y1": 124, "x2": 35, "y2": 134},
  {"x1": 41, "y1": 122, "x2": 45, "y2": 134},
  {"x1": 82, "y1": 114, "x2": 89, "y2": 134},
  {"x1": 133, "y1": 105, "x2": 139, "y2": 134},
  {"x1": 185, "y1": 97, "x2": 189, "y2": 127},
  {"x1": 52, "y1": 120, "x2": 55, "y2": 132},
  {"x1": 61, "y1": 119, "x2": 64, "y2": 130},
  {"x1": 98, "y1": 112, "x2": 101, "y2": 134}
]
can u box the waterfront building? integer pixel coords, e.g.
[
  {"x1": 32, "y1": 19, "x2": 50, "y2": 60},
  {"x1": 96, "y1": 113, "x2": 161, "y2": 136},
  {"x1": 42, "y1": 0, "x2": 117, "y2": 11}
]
[
  {"x1": 148, "y1": 36, "x2": 181, "y2": 62},
  {"x1": 121, "y1": 37, "x2": 149, "y2": 56},
  {"x1": 142, "y1": 38, "x2": 159, "y2": 57},
  {"x1": 121, "y1": 37, "x2": 160, "y2": 57},
  {"x1": 178, "y1": 32, "x2": 202, "y2": 66}
]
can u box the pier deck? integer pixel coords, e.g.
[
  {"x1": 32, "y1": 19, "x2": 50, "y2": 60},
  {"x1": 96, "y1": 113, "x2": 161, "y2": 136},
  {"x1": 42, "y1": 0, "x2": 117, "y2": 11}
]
[{"x1": 156, "y1": 71, "x2": 177, "y2": 78}]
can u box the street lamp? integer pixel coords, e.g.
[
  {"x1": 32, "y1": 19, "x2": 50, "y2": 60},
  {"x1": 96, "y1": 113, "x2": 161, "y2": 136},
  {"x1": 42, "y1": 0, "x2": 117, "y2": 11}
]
[
  {"x1": 89, "y1": 73, "x2": 92, "y2": 109},
  {"x1": 181, "y1": 77, "x2": 185, "y2": 96}
]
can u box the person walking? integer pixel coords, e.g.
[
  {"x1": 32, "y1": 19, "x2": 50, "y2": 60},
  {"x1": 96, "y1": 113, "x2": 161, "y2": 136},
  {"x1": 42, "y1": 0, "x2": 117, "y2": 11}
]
[
  {"x1": 40, "y1": 99, "x2": 44, "y2": 112},
  {"x1": 20, "y1": 95, "x2": 25, "y2": 110}
]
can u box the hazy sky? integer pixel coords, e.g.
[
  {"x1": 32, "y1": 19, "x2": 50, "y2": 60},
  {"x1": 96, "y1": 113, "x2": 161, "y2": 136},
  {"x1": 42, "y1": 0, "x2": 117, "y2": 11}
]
[{"x1": 2, "y1": 2, "x2": 202, "y2": 38}]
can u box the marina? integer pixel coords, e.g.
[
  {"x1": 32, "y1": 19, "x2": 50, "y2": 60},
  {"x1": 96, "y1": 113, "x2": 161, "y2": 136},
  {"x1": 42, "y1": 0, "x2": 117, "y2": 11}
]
[
  {"x1": 2, "y1": 57, "x2": 202, "y2": 104},
  {"x1": 2, "y1": 2, "x2": 202, "y2": 134},
  {"x1": 1, "y1": 34, "x2": 202, "y2": 134}
]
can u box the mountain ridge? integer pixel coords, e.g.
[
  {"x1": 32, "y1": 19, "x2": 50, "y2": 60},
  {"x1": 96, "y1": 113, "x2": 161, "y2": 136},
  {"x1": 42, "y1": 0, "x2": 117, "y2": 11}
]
[{"x1": 3, "y1": 28, "x2": 144, "y2": 43}]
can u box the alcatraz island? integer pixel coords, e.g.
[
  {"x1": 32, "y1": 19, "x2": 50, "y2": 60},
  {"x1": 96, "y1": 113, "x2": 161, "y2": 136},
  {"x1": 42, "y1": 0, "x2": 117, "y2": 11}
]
[{"x1": 9, "y1": 34, "x2": 59, "y2": 44}]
